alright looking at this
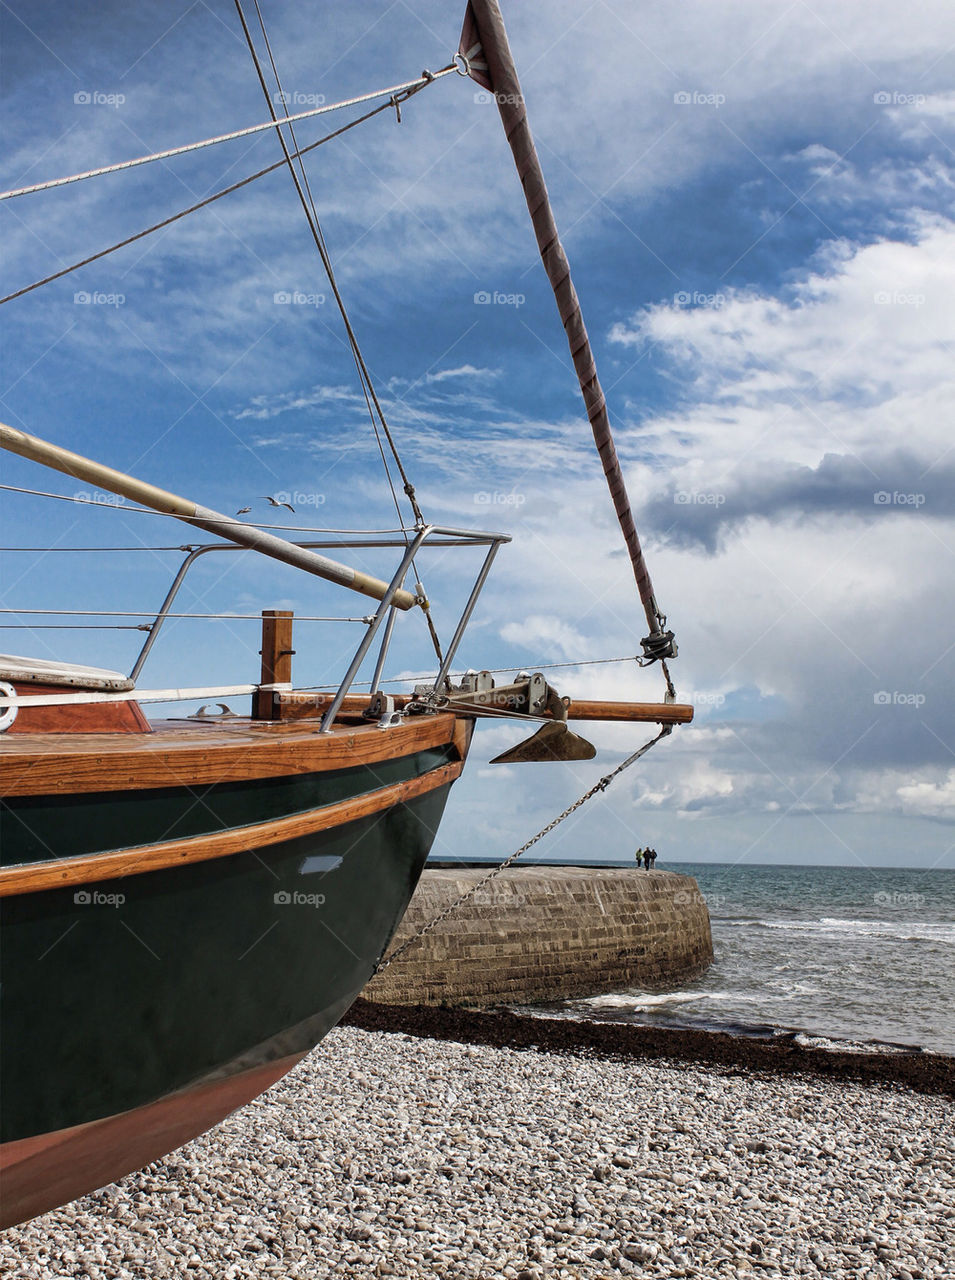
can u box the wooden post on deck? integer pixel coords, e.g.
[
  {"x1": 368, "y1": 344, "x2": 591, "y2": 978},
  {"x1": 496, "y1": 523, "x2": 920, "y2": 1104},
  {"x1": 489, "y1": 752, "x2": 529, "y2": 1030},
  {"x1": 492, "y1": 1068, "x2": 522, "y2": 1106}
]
[{"x1": 254, "y1": 610, "x2": 294, "y2": 720}]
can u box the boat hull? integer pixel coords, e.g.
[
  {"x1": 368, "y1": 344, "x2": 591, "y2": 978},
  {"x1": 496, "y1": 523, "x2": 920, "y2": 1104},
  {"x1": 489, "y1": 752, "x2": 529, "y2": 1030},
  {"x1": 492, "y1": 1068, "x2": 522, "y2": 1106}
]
[{"x1": 0, "y1": 715, "x2": 469, "y2": 1225}]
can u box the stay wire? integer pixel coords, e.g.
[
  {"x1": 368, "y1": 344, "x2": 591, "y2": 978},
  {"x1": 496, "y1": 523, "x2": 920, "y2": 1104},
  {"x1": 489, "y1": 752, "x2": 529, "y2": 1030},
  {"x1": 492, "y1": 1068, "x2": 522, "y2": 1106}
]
[
  {"x1": 245, "y1": 0, "x2": 433, "y2": 582},
  {"x1": 232, "y1": 0, "x2": 429, "y2": 525},
  {"x1": 233, "y1": 0, "x2": 442, "y2": 663},
  {"x1": 0, "y1": 95, "x2": 432, "y2": 308},
  {"x1": 0, "y1": 71, "x2": 455, "y2": 202}
]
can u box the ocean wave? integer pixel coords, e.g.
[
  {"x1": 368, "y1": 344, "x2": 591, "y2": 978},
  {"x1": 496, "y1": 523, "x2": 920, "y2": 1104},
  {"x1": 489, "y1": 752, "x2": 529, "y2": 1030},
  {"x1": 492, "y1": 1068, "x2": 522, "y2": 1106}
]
[
  {"x1": 738, "y1": 917, "x2": 955, "y2": 943},
  {"x1": 577, "y1": 990, "x2": 768, "y2": 1011}
]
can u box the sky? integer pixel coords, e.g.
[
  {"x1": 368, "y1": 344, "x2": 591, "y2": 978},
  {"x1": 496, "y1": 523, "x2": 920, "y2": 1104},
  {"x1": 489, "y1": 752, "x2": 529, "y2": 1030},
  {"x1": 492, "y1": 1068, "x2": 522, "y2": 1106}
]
[{"x1": 1, "y1": 0, "x2": 953, "y2": 870}]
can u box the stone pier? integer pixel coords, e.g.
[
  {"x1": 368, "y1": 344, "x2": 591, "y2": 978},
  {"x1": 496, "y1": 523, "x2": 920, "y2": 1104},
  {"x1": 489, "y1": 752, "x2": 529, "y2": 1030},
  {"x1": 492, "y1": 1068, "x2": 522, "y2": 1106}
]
[{"x1": 365, "y1": 866, "x2": 713, "y2": 1007}]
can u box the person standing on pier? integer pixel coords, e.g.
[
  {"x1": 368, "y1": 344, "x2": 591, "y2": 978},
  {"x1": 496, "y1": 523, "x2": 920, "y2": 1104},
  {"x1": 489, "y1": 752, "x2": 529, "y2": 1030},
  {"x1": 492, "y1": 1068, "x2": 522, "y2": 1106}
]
[
  {"x1": 643, "y1": 849, "x2": 652, "y2": 871},
  {"x1": 649, "y1": 849, "x2": 658, "y2": 870}
]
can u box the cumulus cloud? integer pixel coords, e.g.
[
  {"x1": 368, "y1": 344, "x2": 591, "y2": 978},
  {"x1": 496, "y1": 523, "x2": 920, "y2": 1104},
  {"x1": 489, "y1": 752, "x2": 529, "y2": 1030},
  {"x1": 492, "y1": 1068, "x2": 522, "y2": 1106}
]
[
  {"x1": 606, "y1": 219, "x2": 955, "y2": 556},
  {"x1": 642, "y1": 450, "x2": 953, "y2": 553}
]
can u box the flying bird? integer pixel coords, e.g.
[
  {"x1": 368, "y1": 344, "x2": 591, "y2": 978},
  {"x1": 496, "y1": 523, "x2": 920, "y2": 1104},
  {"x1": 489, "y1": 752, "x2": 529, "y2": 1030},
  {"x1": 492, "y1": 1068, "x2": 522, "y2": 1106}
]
[
  {"x1": 235, "y1": 506, "x2": 251, "y2": 515},
  {"x1": 260, "y1": 495, "x2": 295, "y2": 512}
]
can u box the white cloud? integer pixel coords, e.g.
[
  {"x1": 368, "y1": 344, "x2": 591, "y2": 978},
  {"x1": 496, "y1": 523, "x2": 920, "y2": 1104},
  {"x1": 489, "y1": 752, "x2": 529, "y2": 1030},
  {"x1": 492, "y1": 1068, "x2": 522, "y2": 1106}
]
[
  {"x1": 896, "y1": 770, "x2": 955, "y2": 817},
  {"x1": 423, "y1": 364, "x2": 498, "y2": 384},
  {"x1": 499, "y1": 614, "x2": 590, "y2": 660}
]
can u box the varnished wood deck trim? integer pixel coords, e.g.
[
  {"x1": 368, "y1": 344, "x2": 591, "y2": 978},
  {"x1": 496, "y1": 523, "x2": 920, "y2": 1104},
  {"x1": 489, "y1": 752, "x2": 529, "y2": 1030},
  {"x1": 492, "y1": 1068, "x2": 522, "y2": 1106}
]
[
  {"x1": 278, "y1": 692, "x2": 694, "y2": 724},
  {"x1": 0, "y1": 761, "x2": 463, "y2": 897},
  {"x1": 0, "y1": 712, "x2": 464, "y2": 797}
]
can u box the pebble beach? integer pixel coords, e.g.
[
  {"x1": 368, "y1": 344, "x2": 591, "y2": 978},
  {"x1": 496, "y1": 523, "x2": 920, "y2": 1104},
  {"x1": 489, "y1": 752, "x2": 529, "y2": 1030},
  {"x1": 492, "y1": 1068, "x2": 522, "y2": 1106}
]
[{"x1": 3, "y1": 1018, "x2": 953, "y2": 1280}]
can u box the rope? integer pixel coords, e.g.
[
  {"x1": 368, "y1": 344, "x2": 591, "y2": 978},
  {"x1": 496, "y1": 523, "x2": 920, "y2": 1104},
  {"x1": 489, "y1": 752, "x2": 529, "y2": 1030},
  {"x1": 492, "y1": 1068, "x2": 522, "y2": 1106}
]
[
  {"x1": 374, "y1": 724, "x2": 673, "y2": 972},
  {"x1": 0, "y1": 89, "x2": 442, "y2": 308},
  {"x1": 0, "y1": 71, "x2": 456, "y2": 203}
]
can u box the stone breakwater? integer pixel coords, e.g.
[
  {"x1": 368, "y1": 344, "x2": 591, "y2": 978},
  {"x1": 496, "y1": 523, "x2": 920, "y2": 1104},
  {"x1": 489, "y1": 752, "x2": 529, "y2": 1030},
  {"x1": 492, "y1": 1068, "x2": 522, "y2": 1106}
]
[
  {"x1": 3, "y1": 1026, "x2": 952, "y2": 1279},
  {"x1": 366, "y1": 867, "x2": 713, "y2": 1006}
]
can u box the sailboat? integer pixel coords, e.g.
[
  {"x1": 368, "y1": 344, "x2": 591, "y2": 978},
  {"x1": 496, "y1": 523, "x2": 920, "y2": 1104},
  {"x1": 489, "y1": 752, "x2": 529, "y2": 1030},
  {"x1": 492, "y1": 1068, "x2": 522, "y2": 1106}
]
[{"x1": 0, "y1": 1, "x2": 692, "y2": 1227}]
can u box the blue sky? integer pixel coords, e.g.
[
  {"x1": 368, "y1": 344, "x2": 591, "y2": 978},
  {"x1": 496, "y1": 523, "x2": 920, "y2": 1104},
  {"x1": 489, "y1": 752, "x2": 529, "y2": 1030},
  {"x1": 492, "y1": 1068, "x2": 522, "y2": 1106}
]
[{"x1": 1, "y1": 1, "x2": 953, "y2": 869}]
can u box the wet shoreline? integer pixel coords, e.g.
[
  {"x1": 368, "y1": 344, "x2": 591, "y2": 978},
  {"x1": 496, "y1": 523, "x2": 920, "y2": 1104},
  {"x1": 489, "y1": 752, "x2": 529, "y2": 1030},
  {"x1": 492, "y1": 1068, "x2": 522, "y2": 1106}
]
[{"x1": 344, "y1": 998, "x2": 955, "y2": 1098}]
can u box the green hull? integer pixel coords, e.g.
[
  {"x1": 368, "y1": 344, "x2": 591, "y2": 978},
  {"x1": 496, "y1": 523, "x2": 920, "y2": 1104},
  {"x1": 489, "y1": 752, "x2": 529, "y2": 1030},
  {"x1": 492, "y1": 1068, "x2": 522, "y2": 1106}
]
[
  {"x1": 1, "y1": 744, "x2": 456, "y2": 865},
  {"x1": 1, "y1": 752, "x2": 453, "y2": 1145}
]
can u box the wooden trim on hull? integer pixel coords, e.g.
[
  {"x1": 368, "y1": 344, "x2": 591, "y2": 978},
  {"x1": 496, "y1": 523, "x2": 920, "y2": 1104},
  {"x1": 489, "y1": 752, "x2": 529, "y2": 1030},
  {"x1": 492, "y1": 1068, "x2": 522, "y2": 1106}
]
[
  {"x1": 0, "y1": 1047, "x2": 307, "y2": 1228},
  {"x1": 0, "y1": 761, "x2": 463, "y2": 897},
  {"x1": 0, "y1": 712, "x2": 464, "y2": 797}
]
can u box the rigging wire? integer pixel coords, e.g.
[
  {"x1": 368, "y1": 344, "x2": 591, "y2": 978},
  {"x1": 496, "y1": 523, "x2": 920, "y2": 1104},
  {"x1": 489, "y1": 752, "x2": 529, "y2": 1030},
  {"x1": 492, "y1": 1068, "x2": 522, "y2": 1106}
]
[
  {"x1": 0, "y1": 484, "x2": 415, "y2": 534},
  {"x1": 232, "y1": 0, "x2": 443, "y2": 664},
  {"x1": 0, "y1": 71, "x2": 456, "y2": 204},
  {"x1": 0, "y1": 609, "x2": 370, "y2": 622},
  {"x1": 0, "y1": 90, "x2": 444, "y2": 308},
  {"x1": 0, "y1": 532, "x2": 411, "y2": 549},
  {"x1": 297, "y1": 653, "x2": 651, "y2": 691}
]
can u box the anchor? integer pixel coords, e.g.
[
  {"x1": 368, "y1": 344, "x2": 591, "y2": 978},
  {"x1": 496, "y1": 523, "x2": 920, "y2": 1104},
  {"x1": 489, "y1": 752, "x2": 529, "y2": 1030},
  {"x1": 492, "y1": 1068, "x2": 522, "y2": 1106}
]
[{"x1": 489, "y1": 683, "x2": 596, "y2": 764}]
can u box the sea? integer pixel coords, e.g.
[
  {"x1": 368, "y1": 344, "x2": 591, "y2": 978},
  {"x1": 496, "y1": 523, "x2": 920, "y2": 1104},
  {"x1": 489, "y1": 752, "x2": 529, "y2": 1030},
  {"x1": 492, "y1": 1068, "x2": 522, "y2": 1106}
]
[{"x1": 527, "y1": 862, "x2": 955, "y2": 1056}]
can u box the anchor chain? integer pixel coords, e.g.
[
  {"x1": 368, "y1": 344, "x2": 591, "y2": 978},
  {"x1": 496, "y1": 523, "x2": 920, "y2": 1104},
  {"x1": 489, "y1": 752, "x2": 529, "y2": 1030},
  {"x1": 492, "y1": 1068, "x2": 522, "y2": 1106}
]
[{"x1": 373, "y1": 722, "x2": 673, "y2": 973}]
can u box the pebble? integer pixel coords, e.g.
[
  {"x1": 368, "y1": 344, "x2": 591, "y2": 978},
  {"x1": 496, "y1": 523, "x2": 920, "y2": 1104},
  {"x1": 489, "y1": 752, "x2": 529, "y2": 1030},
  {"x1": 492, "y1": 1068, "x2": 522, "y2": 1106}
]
[{"x1": 1, "y1": 1026, "x2": 952, "y2": 1278}]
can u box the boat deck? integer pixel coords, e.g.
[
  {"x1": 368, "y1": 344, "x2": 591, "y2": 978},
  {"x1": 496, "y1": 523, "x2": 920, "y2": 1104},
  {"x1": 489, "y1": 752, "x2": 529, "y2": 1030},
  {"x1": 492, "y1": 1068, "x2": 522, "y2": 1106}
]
[{"x1": 0, "y1": 712, "x2": 468, "y2": 796}]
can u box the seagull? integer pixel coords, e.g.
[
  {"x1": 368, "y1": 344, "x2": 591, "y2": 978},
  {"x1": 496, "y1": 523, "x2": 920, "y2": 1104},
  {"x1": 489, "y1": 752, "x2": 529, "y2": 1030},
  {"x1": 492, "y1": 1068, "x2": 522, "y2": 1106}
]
[
  {"x1": 235, "y1": 506, "x2": 251, "y2": 515},
  {"x1": 260, "y1": 495, "x2": 295, "y2": 512}
]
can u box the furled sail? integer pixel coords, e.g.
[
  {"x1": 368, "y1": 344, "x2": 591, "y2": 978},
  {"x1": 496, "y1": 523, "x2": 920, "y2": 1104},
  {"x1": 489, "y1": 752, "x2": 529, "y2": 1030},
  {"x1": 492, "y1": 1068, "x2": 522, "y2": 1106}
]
[{"x1": 459, "y1": 1, "x2": 676, "y2": 664}]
